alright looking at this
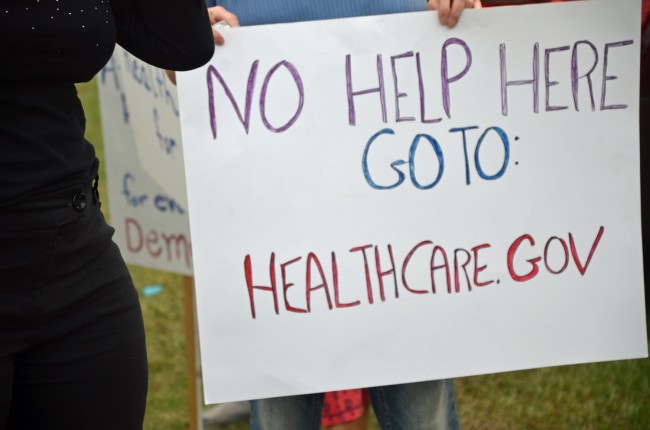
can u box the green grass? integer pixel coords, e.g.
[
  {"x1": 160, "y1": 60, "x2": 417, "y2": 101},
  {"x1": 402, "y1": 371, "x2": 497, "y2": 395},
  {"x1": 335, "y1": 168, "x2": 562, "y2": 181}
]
[
  {"x1": 78, "y1": 78, "x2": 650, "y2": 430},
  {"x1": 456, "y1": 361, "x2": 650, "y2": 430}
]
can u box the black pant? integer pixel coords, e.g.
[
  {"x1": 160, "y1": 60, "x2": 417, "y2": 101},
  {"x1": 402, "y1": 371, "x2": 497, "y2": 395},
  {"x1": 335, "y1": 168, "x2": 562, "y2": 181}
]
[{"x1": 0, "y1": 182, "x2": 148, "y2": 430}]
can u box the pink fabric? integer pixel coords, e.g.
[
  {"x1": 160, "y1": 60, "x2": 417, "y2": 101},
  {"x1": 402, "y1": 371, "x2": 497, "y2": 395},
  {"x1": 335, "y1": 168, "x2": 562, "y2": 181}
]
[{"x1": 321, "y1": 389, "x2": 369, "y2": 426}]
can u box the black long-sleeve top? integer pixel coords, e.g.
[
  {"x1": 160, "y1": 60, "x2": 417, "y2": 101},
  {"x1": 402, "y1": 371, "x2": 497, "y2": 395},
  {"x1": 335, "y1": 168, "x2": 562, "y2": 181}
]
[{"x1": 0, "y1": 0, "x2": 214, "y2": 206}]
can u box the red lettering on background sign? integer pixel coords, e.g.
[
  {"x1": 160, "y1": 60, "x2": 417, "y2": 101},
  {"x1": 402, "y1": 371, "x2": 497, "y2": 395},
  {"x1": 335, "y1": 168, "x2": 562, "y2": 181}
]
[{"x1": 124, "y1": 217, "x2": 192, "y2": 268}]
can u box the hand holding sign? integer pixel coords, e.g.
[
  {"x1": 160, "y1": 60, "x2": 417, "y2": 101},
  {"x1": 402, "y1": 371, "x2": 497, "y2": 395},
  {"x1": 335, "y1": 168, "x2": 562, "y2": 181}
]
[
  {"x1": 428, "y1": 0, "x2": 483, "y2": 28},
  {"x1": 208, "y1": 6, "x2": 240, "y2": 46}
]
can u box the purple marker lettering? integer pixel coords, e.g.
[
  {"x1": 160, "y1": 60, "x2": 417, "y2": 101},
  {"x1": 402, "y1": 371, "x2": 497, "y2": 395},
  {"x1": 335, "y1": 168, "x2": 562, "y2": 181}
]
[
  {"x1": 441, "y1": 38, "x2": 472, "y2": 119},
  {"x1": 207, "y1": 62, "x2": 258, "y2": 141},
  {"x1": 571, "y1": 41, "x2": 598, "y2": 112},
  {"x1": 260, "y1": 61, "x2": 305, "y2": 133},
  {"x1": 346, "y1": 54, "x2": 387, "y2": 126},
  {"x1": 416, "y1": 52, "x2": 442, "y2": 124},
  {"x1": 601, "y1": 40, "x2": 634, "y2": 111},
  {"x1": 545, "y1": 46, "x2": 570, "y2": 112},
  {"x1": 500, "y1": 43, "x2": 539, "y2": 116},
  {"x1": 391, "y1": 51, "x2": 416, "y2": 123}
]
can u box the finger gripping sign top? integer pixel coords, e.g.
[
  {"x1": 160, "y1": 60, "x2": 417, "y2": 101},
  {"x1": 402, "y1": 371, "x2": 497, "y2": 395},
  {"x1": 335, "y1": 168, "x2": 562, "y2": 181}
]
[{"x1": 177, "y1": 0, "x2": 648, "y2": 403}]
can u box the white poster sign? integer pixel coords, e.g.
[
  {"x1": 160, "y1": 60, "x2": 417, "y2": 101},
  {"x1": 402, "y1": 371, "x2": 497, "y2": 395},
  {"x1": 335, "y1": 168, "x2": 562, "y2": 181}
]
[
  {"x1": 178, "y1": 0, "x2": 648, "y2": 403},
  {"x1": 99, "y1": 47, "x2": 193, "y2": 276}
]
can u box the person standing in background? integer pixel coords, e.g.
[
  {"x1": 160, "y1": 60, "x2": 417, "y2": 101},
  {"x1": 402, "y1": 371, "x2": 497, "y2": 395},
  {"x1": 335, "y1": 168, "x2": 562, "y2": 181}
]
[
  {"x1": 0, "y1": 1, "x2": 214, "y2": 429},
  {"x1": 174, "y1": 0, "x2": 648, "y2": 428},
  {"x1": 197, "y1": 1, "x2": 478, "y2": 429}
]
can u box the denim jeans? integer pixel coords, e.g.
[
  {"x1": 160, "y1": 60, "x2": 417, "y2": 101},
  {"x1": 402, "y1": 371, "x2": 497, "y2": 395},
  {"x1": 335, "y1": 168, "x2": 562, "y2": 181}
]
[{"x1": 250, "y1": 379, "x2": 459, "y2": 430}]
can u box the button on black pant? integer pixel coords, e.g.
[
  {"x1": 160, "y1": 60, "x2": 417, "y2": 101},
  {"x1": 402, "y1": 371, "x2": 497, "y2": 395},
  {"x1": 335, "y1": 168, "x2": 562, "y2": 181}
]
[{"x1": 0, "y1": 183, "x2": 148, "y2": 430}]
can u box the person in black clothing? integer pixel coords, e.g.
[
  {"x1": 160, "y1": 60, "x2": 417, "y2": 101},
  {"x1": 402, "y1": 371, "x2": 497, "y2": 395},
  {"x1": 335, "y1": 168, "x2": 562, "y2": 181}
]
[{"x1": 0, "y1": 1, "x2": 214, "y2": 429}]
